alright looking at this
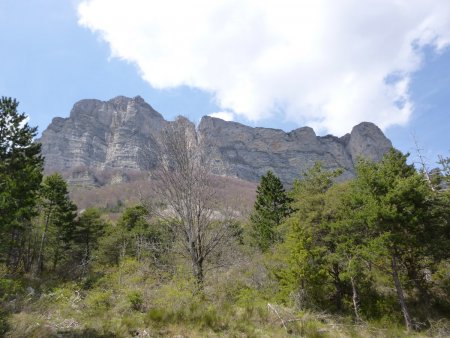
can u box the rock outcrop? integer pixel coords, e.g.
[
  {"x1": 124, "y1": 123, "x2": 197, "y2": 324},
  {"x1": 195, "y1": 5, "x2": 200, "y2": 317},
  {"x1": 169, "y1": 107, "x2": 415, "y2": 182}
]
[
  {"x1": 39, "y1": 96, "x2": 166, "y2": 174},
  {"x1": 39, "y1": 96, "x2": 392, "y2": 185},
  {"x1": 198, "y1": 116, "x2": 392, "y2": 182}
]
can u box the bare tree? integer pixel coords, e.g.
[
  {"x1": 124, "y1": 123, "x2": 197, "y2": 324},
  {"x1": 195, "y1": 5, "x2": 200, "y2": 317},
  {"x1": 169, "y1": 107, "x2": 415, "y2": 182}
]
[
  {"x1": 412, "y1": 134, "x2": 435, "y2": 191},
  {"x1": 146, "y1": 116, "x2": 238, "y2": 286}
]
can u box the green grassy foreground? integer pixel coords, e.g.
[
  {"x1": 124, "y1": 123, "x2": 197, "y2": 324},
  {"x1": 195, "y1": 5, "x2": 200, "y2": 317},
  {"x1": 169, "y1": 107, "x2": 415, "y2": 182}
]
[{"x1": 2, "y1": 257, "x2": 449, "y2": 337}]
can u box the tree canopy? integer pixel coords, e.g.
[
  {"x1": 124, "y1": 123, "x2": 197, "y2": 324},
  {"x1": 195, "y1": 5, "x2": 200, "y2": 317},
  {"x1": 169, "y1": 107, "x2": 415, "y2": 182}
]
[
  {"x1": 250, "y1": 170, "x2": 292, "y2": 251},
  {"x1": 0, "y1": 97, "x2": 43, "y2": 268}
]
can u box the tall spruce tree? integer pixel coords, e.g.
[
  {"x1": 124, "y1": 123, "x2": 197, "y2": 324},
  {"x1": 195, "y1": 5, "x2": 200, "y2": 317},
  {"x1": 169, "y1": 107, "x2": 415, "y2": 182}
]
[
  {"x1": 250, "y1": 170, "x2": 292, "y2": 251},
  {"x1": 0, "y1": 97, "x2": 43, "y2": 269}
]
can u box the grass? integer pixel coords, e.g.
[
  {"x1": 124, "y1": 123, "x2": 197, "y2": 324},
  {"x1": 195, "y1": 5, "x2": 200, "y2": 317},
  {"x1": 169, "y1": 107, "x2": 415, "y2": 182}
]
[{"x1": 2, "y1": 257, "x2": 449, "y2": 337}]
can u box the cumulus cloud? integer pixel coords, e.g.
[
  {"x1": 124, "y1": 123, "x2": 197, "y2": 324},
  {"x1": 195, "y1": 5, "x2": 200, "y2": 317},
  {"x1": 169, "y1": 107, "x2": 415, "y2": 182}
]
[
  {"x1": 208, "y1": 111, "x2": 235, "y2": 121},
  {"x1": 78, "y1": 0, "x2": 450, "y2": 135}
]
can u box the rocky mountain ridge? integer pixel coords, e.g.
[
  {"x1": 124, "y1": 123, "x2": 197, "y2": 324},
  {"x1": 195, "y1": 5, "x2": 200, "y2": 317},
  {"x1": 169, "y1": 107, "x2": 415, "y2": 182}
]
[{"x1": 39, "y1": 96, "x2": 393, "y2": 185}]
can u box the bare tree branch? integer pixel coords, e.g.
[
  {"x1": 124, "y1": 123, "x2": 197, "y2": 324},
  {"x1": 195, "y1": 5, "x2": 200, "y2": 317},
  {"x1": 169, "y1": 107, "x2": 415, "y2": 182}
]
[{"x1": 142, "y1": 117, "x2": 238, "y2": 286}]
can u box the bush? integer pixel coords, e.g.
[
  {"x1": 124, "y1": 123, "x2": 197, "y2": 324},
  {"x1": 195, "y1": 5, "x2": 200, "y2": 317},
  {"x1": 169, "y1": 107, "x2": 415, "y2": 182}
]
[
  {"x1": 85, "y1": 290, "x2": 112, "y2": 310},
  {"x1": 0, "y1": 277, "x2": 23, "y2": 302},
  {"x1": 127, "y1": 290, "x2": 143, "y2": 311}
]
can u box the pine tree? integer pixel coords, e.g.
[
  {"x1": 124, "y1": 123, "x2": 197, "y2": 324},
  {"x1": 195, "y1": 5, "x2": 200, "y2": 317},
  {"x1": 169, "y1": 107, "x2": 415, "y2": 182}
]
[
  {"x1": 73, "y1": 208, "x2": 107, "y2": 270},
  {"x1": 97, "y1": 205, "x2": 173, "y2": 265},
  {"x1": 275, "y1": 163, "x2": 346, "y2": 310},
  {"x1": 35, "y1": 173, "x2": 77, "y2": 273},
  {"x1": 250, "y1": 170, "x2": 292, "y2": 251},
  {"x1": 350, "y1": 149, "x2": 448, "y2": 330},
  {"x1": 0, "y1": 97, "x2": 43, "y2": 269}
]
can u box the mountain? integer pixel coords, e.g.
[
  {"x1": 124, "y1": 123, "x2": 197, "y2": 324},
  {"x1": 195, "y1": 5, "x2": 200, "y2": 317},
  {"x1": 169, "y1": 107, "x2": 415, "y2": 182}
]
[{"x1": 39, "y1": 96, "x2": 392, "y2": 185}]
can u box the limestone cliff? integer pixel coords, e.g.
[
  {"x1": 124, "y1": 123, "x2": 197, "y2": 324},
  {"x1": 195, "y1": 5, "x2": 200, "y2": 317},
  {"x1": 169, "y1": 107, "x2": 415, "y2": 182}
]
[
  {"x1": 39, "y1": 96, "x2": 392, "y2": 185},
  {"x1": 198, "y1": 116, "x2": 392, "y2": 182},
  {"x1": 39, "y1": 96, "x2": 166, "y2": 174}
]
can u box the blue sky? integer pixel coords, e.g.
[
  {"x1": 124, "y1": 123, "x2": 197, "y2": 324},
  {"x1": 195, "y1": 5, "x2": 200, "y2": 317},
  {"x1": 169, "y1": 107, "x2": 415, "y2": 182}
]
[{"x1": 0, "y1": 0, "x2": 449, "y2": 168}]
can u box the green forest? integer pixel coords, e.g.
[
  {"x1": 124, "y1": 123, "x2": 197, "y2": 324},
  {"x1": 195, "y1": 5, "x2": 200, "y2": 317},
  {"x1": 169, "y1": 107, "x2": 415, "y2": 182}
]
[{"x1": 1, "y1": 97, "x2": 449, "y2": 337}]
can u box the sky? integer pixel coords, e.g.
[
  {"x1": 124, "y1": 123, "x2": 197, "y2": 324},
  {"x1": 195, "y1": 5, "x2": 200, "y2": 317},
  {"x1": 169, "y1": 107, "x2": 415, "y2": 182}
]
[{"x1": 0, "y1": 0, "x2": 449, "y2": 168}]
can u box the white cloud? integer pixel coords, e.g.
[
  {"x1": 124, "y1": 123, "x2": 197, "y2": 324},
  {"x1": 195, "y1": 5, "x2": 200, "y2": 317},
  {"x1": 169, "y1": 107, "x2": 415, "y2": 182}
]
[
  {"x1": 208, "y1": 111, "x2": 235, "y2": 121},
  {"x1": 78, "y1": 0, "x2": 450, "y2": 135}
]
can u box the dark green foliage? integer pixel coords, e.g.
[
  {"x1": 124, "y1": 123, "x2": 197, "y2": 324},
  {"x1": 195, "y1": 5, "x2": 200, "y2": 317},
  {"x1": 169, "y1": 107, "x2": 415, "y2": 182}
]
[
  {"x1": 250, "y1": 170, "x2": 292, "y2": 251},
  {"x1": 118, "y1": 205, "x2": 149, "y2": 230},
  {"x1": 117, "y1": 206, "x2": 173, "y2": 263},
  {"x1": 97, "y1": 205, "x2": 173, "y2": 266},
  {"x1": 275, "y1": 163, "x2": 347, "y2": 310},
  {"x1": 352, "y1": 149, "x2": 449, "y2": 273},
  {"x1": 0, "y1": 97, "x2": 43, "y2": 269},
  {"x1": 127, "y1": 290, "x2": 143, "y2": 311},
  {"x1": 349, "y1": 149, "x2": 450, "y2": 329},
  {"x1": 275, "y1": 154, "x2": 450, "y2": 329},
  {"x1": 95, "y1": 222, "x2": 128, "y2": 266},
  {"x1": 73, "y1": 208, "x2": 108, "y2": 269},
  {"x1": 0, "y1": 308, "x2": 9, "y2": 336},
  {"x1": 36, "y1": 173, "x2": 78, "y2": 273}
]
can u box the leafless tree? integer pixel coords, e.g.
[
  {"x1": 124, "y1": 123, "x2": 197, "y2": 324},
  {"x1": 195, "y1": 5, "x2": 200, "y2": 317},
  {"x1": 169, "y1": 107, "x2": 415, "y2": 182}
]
[
  {"x1": 145, "y1": 116, "x2": 238, "y2": 286},
  {"x1": 412, "y1": 134, "x2": 435, "y2": 191}
]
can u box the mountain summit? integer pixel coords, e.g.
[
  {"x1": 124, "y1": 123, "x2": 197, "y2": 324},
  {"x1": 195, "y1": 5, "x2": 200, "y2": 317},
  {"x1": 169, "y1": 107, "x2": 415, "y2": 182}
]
[{"x1": 39, "y1": 96, "x2": 392, "y2": 184}]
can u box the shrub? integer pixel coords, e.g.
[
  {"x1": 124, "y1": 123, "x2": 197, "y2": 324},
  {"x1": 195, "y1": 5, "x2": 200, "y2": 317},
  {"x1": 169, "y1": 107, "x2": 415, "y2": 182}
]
[
  {"x1": 0, "y1": 277, "x2": 23, "y2": 302},
  {"x1": 85, "y1": 290, "x2": 112, "y2": 310},
  {"x1": 127, "y1": 290, "x2": 143, "y2": 311}
]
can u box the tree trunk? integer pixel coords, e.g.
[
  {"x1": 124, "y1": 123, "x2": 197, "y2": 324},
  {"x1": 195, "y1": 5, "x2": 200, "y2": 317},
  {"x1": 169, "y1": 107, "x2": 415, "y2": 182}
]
[
  {"x1": 85, "y1": 234, "x2": 90, "y2": 261},
  {"x1": 188, "y1": 233, "x2": 204, "y2": 288},
  {"x1": 6, "y1": 228, "x2": 17, "y2": 269},
  {"x1": 350, "y1": 276, "x2": 362, "y2": 323},
  {"x1": 391, "y1": 254, "x2": 413, "y2": 331},
  {"x1": 36, "y1": 209, "x2": 52, "y2": 274},
  {"x1": 193, "y1": 258, "x2": 204, "y2": 287},
  {"x1": 52, "y1": 245, "x2": 60, "y2": 271},
  {"x1": 330, "y1": 263, "x2": 343, "y2": 311},
  {"x1": 23, "y1": 233, "x2": 35, "y2": 272}
]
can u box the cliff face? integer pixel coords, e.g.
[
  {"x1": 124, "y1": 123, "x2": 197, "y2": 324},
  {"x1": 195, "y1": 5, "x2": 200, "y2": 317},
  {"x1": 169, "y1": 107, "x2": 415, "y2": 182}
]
[
  {"x1": 39, "y1": 96, "x2": 166, "y2": 174},
  {"x1": 198, "y1": 116, "x2": 392, "y2": 182},
  {"x1": 39, "y1": 96, "x2": 392, "y2": 185}
]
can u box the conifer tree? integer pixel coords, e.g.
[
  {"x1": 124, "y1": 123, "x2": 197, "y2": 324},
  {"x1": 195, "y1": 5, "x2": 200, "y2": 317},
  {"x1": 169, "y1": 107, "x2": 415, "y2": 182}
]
[
  {"x1": 35, "y1": 173, "x2": 77, "y2": 273},
  {"x1": 0, "y1": 97, "x2": 43, "y2": 269},
  {"x1": 276, "y1": 163, "x2": 346, "y2": 310},
  {"x1": 73, "y1": 208, "x2": 107, "y2": 269},
  {"x1": 97, "y1": 205, "x2": 173, "y2": 265},
  {"x1": 250, "y1": 170, "x2": 292, "y2": 251},
  {"x1": 350, "y1": 149, "x2": 448, "y2": 330}
]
